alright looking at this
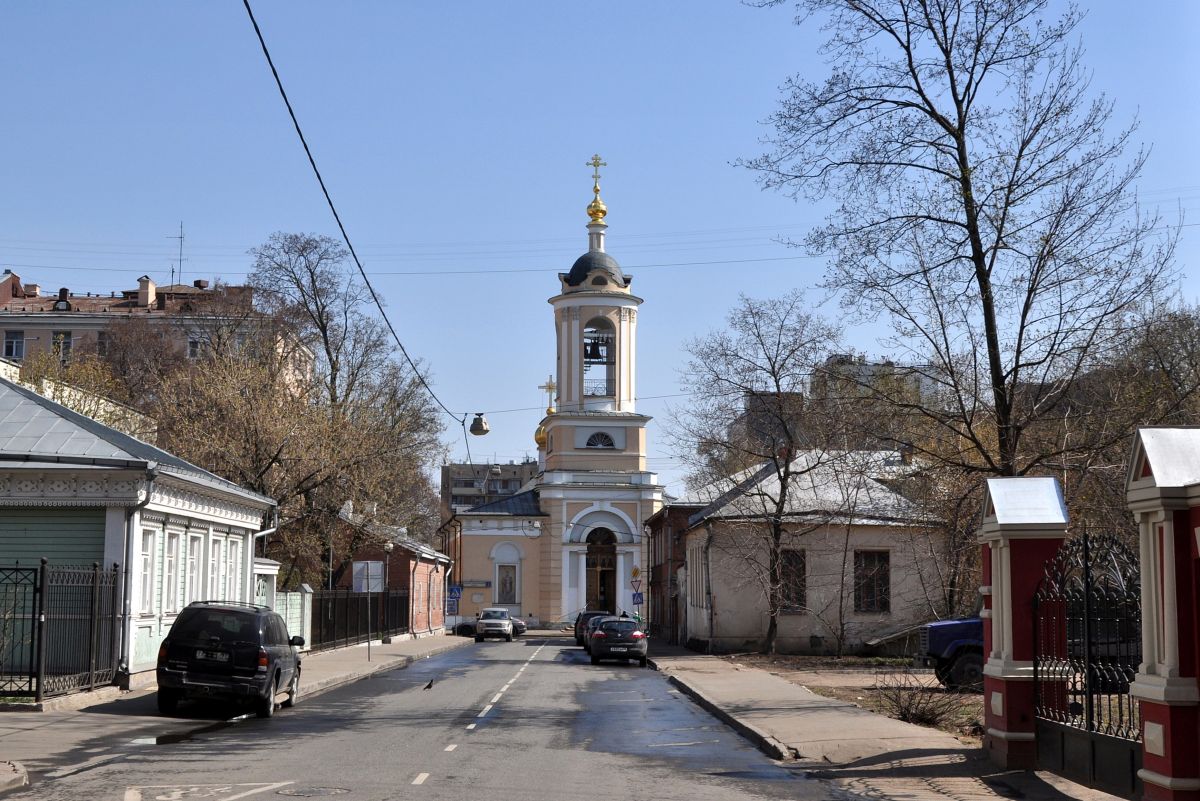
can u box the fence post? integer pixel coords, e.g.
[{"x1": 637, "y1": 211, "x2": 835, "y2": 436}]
[
  {"x1": 87, "y1": 563, "x2": 100, "y2": 691},
  {"x1": 34, "y1": 559, "x2": 48, "y2": 704},
  {"x1": 110, "y1": 564, "x2": 121, "y2": 682}
]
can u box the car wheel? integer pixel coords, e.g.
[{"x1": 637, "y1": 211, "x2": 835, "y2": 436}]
[
  {"x1": 256, "y1": 676, "x2": 278, "y2": 719},
  {"x1": 157, "y1": 688, "x2": 181, "y2": 715},
  {"x1": 590, "y1": 655, "x2": 600, "y2": 666},
  {"x1": 948, "y1": 652, "x2": 984, "y2": 692},
  {"x1": 282, "y1": 668, "x2": 300, "y2": 708},
  {"x1": 575, "y1": 636, "x2": 583, "y2": 647},
  {"x1": 474, "y1": 636, "x2": 483, "y2": 643},
  {"x1": 639, "y1": 657, "x2": 648, "y2": 668},
  {"x1": 506, "y1": 633, "x2": 513, "y2": 642}
]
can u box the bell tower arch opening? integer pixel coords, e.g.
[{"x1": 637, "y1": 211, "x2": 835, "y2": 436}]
[
  {"x1": 583, "y1": 317, "x2": 615, "y2": 399},
  {"x1": 585, "y1": 528, "x2": 617, "y2": 613}
]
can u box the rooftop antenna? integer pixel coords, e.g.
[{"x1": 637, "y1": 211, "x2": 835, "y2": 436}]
[{"x1": 166, "y1": 221, "x2": 186, "y2": 287}]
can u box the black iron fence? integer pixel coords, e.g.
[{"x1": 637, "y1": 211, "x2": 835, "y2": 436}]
[
  {"x1": 0, "y1": 561, "x2": 121, "y2": 701},
  {"x1": 310, "y1": 588, "x2": 409, "y2": 652}
]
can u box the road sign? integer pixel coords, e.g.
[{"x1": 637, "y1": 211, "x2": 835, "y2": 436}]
[
  {"x1": 630, "y1": 579, "x2": 641, "y2": 592},
  {"x1": 448, "y1": 585, "x2": 463, "y2": 600},
  {"x1": 631, "y1": 565, "x2": 641, "y2": 579},
  {"x1": 632, "y1": 592, "x2": 644, "y2": 606}
]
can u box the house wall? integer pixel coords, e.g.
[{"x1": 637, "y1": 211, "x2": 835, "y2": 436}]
[
  {"x1": 408, "y1": 559, "x2": 447, "y2": 635},
  {"x1": 457, "y1": 517, "x2": 542, "y2": 625},
  {"x1": 686, "y1": 520, "x2": 944, "y2": 654},
  {"x1": 0, "y1": 507, "x2": 106, "y2": 564}
]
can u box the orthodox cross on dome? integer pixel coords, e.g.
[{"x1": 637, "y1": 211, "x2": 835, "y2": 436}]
[
  {"x1": 586, "y1": 154, "x2": 608, "y2": 224},
  {"x1": 538, "y1": 375, "x2": 557, "y2": 414}
]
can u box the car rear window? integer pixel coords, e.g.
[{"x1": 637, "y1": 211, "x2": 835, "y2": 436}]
[
  {"x1": 601, "y1": 621, "x2": 638, "y2": 633},
  {"x1": 171, "y1": 609, "x2": 257, "y2": 644}
]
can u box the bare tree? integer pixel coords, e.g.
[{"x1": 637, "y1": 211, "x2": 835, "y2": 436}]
[
  {"x1": 674, "y1": 291, "x2": 846, "y2": 652},
  {"x1": 745, "y1": 0, "x2": 1177, "y2": 477}
]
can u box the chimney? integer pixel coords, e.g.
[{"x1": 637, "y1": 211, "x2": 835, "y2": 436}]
[
  {"x1": 156, "y1": 293, "x2": 167, "y2": 310},
  {"x1": 57, "y1": 287, "x2": 69, "y2": 301},
  {"x1": 137, "y1": 275, "x2": 156, "y2": 308},
  {"x1": 193, "y1": 279, "x2": 210, "y2": 290},
  {"x1": 23, "y1": 284, "x2": 40, "y2": 297}
]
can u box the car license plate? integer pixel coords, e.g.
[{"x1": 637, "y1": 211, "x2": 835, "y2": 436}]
[
  {"x1": 197, "y1": 649, "x2": 229, "y2": 662},
  {"x1": 610, "y1": 647, "x2": 627, "y2": 652}
]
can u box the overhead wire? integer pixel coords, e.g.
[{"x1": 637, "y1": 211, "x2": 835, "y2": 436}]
[{"x1": 239, "y1": 0, "x2": 478, "y2": 462}]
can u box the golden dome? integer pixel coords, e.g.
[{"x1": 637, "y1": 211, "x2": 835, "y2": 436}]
[
  {"x1": 534, "y1": 423, "x2": 548, "y2": 448},
  {"x1": 587, "y1": 190, "x2": 607, "y2": 223}
]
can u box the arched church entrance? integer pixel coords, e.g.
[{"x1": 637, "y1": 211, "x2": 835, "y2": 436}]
[{"x1": 585, "y1": 528, "x2": 617, "y2": 612}]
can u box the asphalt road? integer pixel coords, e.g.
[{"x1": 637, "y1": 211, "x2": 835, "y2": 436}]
[{"x1": 9, "y1": 636, "x2": 830, "y2": 801}]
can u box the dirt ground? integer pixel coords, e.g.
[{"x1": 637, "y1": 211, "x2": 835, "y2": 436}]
[{"x1": 723, "y1": 653, "x2": 986, "y2": 745}]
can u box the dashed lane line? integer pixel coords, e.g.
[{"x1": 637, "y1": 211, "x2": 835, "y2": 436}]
[
  {"x1": 491, "y1": 693, "x2": 503, "y2": 703},
  {"x1": 412, "y1": 773, "x2": 429, "y2": 785},
  {"x1": 444, "y1": 744, "x2": 458, "y2": 752},
  {"x1": 478, "y1": 704, "x2": 494, "y2": 717},
  {"x1": 466, "y1": 723, "x2": 477, "y2": 730}
]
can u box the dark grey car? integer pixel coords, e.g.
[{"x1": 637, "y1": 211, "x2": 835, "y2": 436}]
[
  {"x1": 589, "y1": 618, "x2": 648, "y2": 666},
  {"x1": 156, "y1": 601, "x2": 304, "y2": 718},
  {"x1": 582, "y1": 614, "x2": 617, "y2": 654}
]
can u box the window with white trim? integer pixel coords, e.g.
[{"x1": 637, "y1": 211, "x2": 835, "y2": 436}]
[
  {"x1": 210, "y1": 538, "x2": 225, "y2": 599},
  {"x1": 164, "y1": 532, "x2": 181, "y2": 613},
  {"x1": 139, "y1": 529, "x2": 156, "y2": 615},
  {"x1": 186, "y1": 534, "x2": 203, "y2": 604},
  {"x1": 585, "y1": 431, "x2": 615, "y2": 449},
  {"x1": 226, "y1": 539, "x2": 242, "y2": 600}
]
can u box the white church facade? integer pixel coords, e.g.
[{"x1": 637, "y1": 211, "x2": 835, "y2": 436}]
[{"x1": 448, "y1": 159, "x2": 664, "y2": 626}]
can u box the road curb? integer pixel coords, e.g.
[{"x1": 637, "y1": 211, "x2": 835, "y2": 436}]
[
  {"x1": 299, "y1": 637, "x2": 474, "y2": 700},
  {"x1": 649, "y1": 658, "x2": 794, "y2": 762},
  {"x1": 0, "y1": 761, "x2": 27, "y2": 797}
]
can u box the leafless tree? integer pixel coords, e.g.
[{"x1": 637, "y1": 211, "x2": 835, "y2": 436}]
[{"x1": 745, "y1": 0, "x2": 1177, "y2": 478}]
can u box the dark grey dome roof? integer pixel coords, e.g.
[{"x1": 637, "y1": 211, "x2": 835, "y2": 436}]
[{"x1": 564, "y1": 250, "x2": 628, "y2": 287}]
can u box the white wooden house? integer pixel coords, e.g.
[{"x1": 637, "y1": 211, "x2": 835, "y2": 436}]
[{"x1": 0, "y1": 377, "x2": 276, "y2": 684}]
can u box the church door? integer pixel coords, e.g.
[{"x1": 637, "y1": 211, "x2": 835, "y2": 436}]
[{"x1": 585, "y1": 529, "x2": 617, "y2": 613}]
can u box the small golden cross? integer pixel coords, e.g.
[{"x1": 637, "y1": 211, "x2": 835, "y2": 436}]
[
  {"x1": 587, "y1": 154, "x2": 606, "y2": 186},
  {"x1": 538, "y1": 375, "x2": 557, "y2": 413}
]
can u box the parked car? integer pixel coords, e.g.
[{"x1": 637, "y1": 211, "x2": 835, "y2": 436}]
[
  {"x1": 582, "y1": 615, "x2": 617, "y2": 654},
  {"x1": 475, "y1": 607, "x2": 514, "y2": 642},
  {"x1": 511, "y1": 616, "x2": 528, "y2": 636},
  {"x1": 589, "y1": 618, "x2": 648, "y2": 667},
  {"x1": 156, "y1": 601, "x2": 304, "y2": 718},
  {"x1": 574, "y1": 610, "x2": 612, "y2": 646}
]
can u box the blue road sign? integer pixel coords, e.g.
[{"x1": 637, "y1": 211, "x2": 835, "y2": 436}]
[
  {"x1": 632, "y1": 592, "x2": 644, "y2": 606},
  {"x1": 448, "y1": 585, "x2": 463, "y2": 600}
]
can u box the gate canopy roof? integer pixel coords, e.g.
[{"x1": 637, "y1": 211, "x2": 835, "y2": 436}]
[
  {"x1": 1129, "y1": 427, "x2": 1200, "y2": 489},
  {"x1": 985, "y1": 477, "x2": 1068, "y2": 525}
]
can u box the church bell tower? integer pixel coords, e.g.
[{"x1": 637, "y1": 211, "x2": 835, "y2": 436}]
[{"x1": 533, "y1": 156, "x2": 662, "y2": 619}]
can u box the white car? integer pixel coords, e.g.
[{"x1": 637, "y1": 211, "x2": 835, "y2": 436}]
[{"x1": 474, "y1": 608, "x2": 514, "y2": 642}]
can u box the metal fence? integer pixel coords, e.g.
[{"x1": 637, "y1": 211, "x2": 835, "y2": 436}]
[
  {"x1": 0, "y1": 561, "x2": 121, "y2": 700},
  {"x1": 310, "y1": 588, "x2": 409, "y2": 652}
]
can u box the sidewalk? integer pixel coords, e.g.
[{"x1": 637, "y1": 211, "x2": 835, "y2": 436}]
[
  {"x1": 648, "y1": 643, "x2": 1125, "y2": 801},
  {"x1": 0, "y1": 632, "x2": 473, "y2": 795}
]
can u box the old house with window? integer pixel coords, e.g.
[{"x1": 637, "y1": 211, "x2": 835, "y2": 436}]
[
  {"x1": 445, "y1": 160, "x2": 664, "y2": 627},
  {"x1": 0, "y1": 377, "x2": 276, "y2": 685},
  {"x1": 679, "y1": 450, "x2": 944, "y2": 654}
]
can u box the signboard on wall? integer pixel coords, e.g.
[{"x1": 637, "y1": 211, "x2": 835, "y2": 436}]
[
  {"x1": 446, "y1": 598, "x2": 459, "y2": 616},
  {"x1": 462, "y1": 579, "x2": 492, "y2": 588},
  {"x1": 351, "y1": 561, "x2": 383, "y2": 593}
]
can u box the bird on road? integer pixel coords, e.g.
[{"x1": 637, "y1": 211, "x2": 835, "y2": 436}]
[{"x1": 423, "y1": 680, "x2": 434, "y2": 690}]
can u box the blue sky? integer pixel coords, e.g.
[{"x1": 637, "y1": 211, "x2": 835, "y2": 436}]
[{"x1": 2, "y1": 3, "x2": 1198, "y2": 495}]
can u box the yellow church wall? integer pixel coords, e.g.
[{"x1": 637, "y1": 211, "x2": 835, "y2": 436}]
[{"x1": 455, "y1": 521, "x2": 543, "y2": 626}]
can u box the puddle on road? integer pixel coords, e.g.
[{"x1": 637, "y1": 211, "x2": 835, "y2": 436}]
[{"x1": 130, "y1": 713, "x2": 252, "y2": 746}]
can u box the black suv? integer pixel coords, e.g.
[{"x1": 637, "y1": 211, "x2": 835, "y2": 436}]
[
  {"x1": 574, "y1": 610, "x2": 612, "y2": 646},
  {"x1": 156, "y1": 601, "x2": 304, "y2": 718}
]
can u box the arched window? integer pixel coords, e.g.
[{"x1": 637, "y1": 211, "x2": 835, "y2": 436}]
[{"x1": 586, "y1": 432, "x2": 615, "y2": 449}]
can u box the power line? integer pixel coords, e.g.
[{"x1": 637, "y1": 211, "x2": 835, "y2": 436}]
[{"x1": 241, "y1": 0, "x2": 466, "y2": 443}]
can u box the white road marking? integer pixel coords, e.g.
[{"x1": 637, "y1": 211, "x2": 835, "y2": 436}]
[
  {"x1": 501, "y1": 683, "x2": 512, "y2": 692},
  {"x1": 444, "y1": 744, "x2": 458, "y2": 752},
  {"x1": 412, "y1": 773, "x2": 429, "y2": 785},
  {"x1": 466, "y1": 723, "x2": 477, "y2": 730},
  {"x1": 491, "y1": 693, "x2": 502, "y2": 703},
  {"x1": 478, "y1": 704, "x2": 493, "y2": 717},
  {"x1": 123, "y1": 783, "x2": 294, "y2": 801}
]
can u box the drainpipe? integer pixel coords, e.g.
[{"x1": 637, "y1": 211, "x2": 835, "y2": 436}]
[
  {"x1": 704, "y1": 521, "x2": 715, "y2": 654},
  {"x1": 119, "y1": 463, "x2": 158, "y2": 685}
]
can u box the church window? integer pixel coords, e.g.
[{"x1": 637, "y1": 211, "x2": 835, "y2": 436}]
[
  {"x1": 591, "y1": 276, "x2": 609, "y2": 286},
  {"x1": 585, "y1": 432, "x2": 615, "y2": 449}
]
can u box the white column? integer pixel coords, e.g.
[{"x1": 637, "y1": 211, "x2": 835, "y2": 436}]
[
  {"x1": 1139, "y1": 514, "x2": 1158, "y2": 675},
  {"x1": 1162, "y1": 516, "x2": 1179, "y2": 676},
  {"x1": 616, "y1": 550, "x2": 627, "y2": 615}
]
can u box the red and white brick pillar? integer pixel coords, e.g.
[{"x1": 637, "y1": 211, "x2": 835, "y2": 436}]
[
  {"x1": 1127, "y1": 428, "x2": 1200, "y2": 801},
  {"x1": 979, "y1": 476, "x2": 1068, "y2": 770}
]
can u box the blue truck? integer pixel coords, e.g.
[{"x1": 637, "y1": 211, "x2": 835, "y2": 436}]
[{"x1": 914, "y1": 617, "x2": 984, "y2": 690}]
